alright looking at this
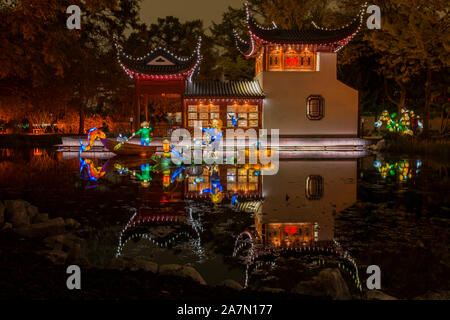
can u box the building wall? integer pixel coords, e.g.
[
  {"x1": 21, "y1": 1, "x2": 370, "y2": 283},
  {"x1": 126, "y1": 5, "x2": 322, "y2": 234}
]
[
  {"x1": 260, "y1": 160, "x2": 357, "y2": 242},
  {"x1": 256, "y1": 52, "x2": 358, "y2": 137}
]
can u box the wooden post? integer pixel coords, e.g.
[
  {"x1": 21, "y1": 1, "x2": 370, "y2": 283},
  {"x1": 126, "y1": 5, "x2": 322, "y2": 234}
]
[
  {"x1": 144, "y1": 94, "x2": 149, "y2": 122},
  {"x1": 136, "y1": 94, "x2": 141, "y2": 131}
]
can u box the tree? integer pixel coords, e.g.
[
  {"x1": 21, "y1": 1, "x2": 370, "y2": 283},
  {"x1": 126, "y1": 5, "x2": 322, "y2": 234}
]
[
  {"x1": 123, "y1": 16, "x2": 221, "y2": 81},
  {"x1": 0, "y1": 0, "x2": 141, "y2": 133}
]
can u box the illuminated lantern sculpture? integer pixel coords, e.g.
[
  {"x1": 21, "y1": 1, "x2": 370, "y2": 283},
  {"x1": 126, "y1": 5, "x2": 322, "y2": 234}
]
[
  {"x1": 163, "y1": 138, "x2": 171, "y2": 154},
  {"x1": 79, "y1": 127, "x2": 106, "y2": 153},
  {"x1": 136, "y1": 163, "x2": 153, "y2": 187},
  {"x1": 375, "y1": 109, "x2": 423, "y2": 135},
  {"x1": 162, "y1": 169, "x2": 171, "y2": 188}
]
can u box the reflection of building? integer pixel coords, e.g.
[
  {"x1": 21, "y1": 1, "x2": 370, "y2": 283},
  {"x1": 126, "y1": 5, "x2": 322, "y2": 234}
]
[
  {"x1": 256, "y1": 160, "x2": 357, "y2": 247},
  {"x1": 233, "y1": 160, "x2": 361, "y2": 289},
  {"x1": 184, "y1": 165, "x2": 263, "y2": 201},
  {"x1": 116, "y1": 206, "x2": 204, "y2": 258}
]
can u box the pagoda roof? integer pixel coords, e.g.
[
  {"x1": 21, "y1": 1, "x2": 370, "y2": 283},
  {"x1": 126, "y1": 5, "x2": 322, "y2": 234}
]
[
  {"x1": 235, "y1": 2, "x2": 366, "y2": 56},
  {"x1": 115, "y1": 37, "x2": 202, "y2": 80},
  {"x1": 185, "y1": 80, "x2": 265, "y2": 98}
]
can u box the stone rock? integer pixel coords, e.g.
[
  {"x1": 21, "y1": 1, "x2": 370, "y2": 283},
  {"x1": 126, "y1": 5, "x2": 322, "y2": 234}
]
[
  {"x1": 317, "y1": 268, "x2": 351, "y2": 300},
  {"x1": 26, "y1": 205, "x2": 39, "y2": 221},
  {"x1": 2, "y1": 222, "x2": 12, "y2": 231},
  {"x1": 67, "y1": 243, "x2": 82, "y2": 261},
  {"x1": 39, "y1": 250, "x2": 68, "y2": 265},
  {"x1": 260, "y1": 287, "x2": 285, "y2": 294},
  {"x1": 366, "y1": 290, "x2": 398, "y2": 300},
  {"x1": 0, "y1": 201, "x2": 5, "y2": 226},
  {"x1": 292, "y1": 280, "x2": 325, "y2": 297},
  {"x1": 219, "y1": 279, "x2": 244, "y2": 291},
  {"x1": 292, "y1": 268, "x2": 351, "y2": 300},
  {"x1": 159, "y1": 264, "x2": 207, "y2": 285},
  {"x1": 413, "y1": 290, "x2": 450, "y2": 300},
  {"x1": 65, "y1": 218, "x2": 81, "y2": 230},
  {"x1": 5, "y1": 199, "x2": 30, "y2": 227},
  {"x1": 14, "y1": 217, "x2": 65, "y2": 238},
  {"x1": 33, "y1": 213, "x2": 49, "y2": 223},
  {"x1": 108, "y1": 257, "x2": 158, "y2": 273},
  {"x1": 43, "y1": 235, "x2": 65, "y2": 251}
]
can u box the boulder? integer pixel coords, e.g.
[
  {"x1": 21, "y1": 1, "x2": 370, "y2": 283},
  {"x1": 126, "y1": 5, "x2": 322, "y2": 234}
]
[
  {"x1": 413, "y1": 290, "x2": 450, "y2": 300},
  {"x1": 159, "y1": 264, "x2": 207, "y2": 285},
  {"x1": 4, "y1": 199, "x2": 30, "y2": 227},
  {"x1": 67, "y1": 243, "x2": 82, "y2": 261},
  {"x1": 43, "y1": 234, "x2": 65, "y2": 251},
  {"x1": 65, "y1": 218, "x2": 81, "y2": 230},
  {"x1": 14, "y1": 217, "x2": 65, "y2": 238},
  {"x1": 292, "y1": 280, "x2": 325, "y2": 297},
  {"x1": 26, "y1": 205, "x2": 39, "y2": 221},
  {"x1": 260, "y1": 287, "x2": 285, "y2": 294},
  {"x1": 38, "y1": 250, "x2": 68, "y2": 265},
  {"x1": 108, "y1": 257, "x2": 158, "y2": 273},
  {"x1": 317, "y1": 268, "x2": 352, "y2": 300},
  {"x1": 292, "y1": 268, "x2": 351, "y2": 300},
  {"x1": 2, "y1": 222, "x2": 12, "y2": 231},
  {"x1": 219, "y1": 279, "x2": 244, "y2": 291},
  {"x1": 33, "y1": 213, "x2": 49, "y2": 223},
  {"x1": 366, "y1": 290, "x2": 398, "y2": 300}
]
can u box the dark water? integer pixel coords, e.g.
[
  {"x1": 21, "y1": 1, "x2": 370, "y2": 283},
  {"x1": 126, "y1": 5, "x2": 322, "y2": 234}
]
[{"x1": 0, "y1": 148, "x2": 449, "y2": 298}]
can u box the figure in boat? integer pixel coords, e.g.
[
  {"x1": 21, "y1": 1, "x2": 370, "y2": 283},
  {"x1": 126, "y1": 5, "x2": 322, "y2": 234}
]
[{"x1": 135, "y1": 121, "x2": 152, "y2": 146}]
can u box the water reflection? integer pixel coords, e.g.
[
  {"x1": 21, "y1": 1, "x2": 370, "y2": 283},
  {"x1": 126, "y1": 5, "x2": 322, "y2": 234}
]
[
  {"x1": 374, "y1": 159, "x2": 422, "y2": 183},
  {"x1": 232, "y1": 160, "x2": 361, "y2": 289},
  {"x1": 1, "y1": 148, "x2": 448, "y2": 297},
  {"x1": 116, "y1": 207, "x2": 205, "y2": 260}
]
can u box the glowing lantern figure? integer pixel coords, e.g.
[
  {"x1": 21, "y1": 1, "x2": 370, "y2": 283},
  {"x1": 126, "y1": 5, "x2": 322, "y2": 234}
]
[
  {"x1": 200, "y1": 166, "x2": 224, "y2": 204},
  {"x1": 136, "y1": 163, "x2": 153, "y2": 187},
  {"x1": 79, "y1": 127, "x2": 106, "y2": 152}
]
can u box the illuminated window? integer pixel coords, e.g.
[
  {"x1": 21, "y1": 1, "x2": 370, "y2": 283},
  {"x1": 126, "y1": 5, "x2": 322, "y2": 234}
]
[
  {"x1": 226, "y1": 105, "x2": 259, "y2": 128},
  {"x1": 306, "y1": 175, "x2": 324, "y2": 200},
  {"x1": 188, "y1": 104, "x2": 219, "y2": 127},
  {"x1": 284, "y1": 50, "x2": 300, "y2": 70},
  {"x1": 300, "y1": 51, "x2": 315, "y2": 70},
  {"x1": 306, "y1": 95, "x2": 324, "y2": 120},
  {"x1": 268, "y1": 49, "x2": 282, "y2": 70}
]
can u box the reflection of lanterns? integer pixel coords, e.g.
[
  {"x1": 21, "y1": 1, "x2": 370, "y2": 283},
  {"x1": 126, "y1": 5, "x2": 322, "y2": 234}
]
[
  {"x1": 163, "y1": 169, "x2": 170, "y2": 188},
  {"x1": 210, "y1": 192, "x2": 223, "y2": 204},
  {"x1": 163, "y1": 139, "x2": 170, "y2": 153}
]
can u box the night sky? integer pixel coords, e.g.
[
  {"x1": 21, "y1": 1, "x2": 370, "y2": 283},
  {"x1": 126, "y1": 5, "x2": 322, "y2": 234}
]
[{"x1": 140, "y1": 0, "x2": 245, "y2": 26}]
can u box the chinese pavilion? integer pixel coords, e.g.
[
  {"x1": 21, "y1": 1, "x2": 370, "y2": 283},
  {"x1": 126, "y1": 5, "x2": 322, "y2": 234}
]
[
  {"x1": 234, "y1": 3, "x2": 365, "y2": 137},
  {"x1": 116, "y1": 2, "x2": 365, "y2": 137}
]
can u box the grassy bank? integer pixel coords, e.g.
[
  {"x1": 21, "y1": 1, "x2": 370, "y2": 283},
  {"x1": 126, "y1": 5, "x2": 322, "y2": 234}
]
[{"x1": 0, "y1": 134, "x2": 63, "y2": 148}]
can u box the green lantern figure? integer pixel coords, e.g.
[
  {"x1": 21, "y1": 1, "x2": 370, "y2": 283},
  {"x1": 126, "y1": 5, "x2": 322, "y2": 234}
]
[
  {"x1": 135, "y1": 121, "x2": 152, "y2": 146},
  {"x1": 136, "y1": 163, "x2": 153, "y2": 187}
]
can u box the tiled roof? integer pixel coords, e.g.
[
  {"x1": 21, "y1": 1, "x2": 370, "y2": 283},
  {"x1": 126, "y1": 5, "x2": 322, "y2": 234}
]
[
  {"x1": 116, "y1": 38, "x2": 202, "y2": 78},
  {"x1": 248, "y1": 16, "x2": 362, "y2": 45},
  {"x1": 185, "y1": 81, "x2": 265, "y2": 98},
  {"x1": 235, "y1": 2, "x2": 365, "y2": 54}
]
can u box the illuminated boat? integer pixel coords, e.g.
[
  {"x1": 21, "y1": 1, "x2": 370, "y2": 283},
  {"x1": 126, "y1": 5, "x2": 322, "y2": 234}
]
[{"x1": 100, "y1": 138, "x2": 157, "y2": 156}]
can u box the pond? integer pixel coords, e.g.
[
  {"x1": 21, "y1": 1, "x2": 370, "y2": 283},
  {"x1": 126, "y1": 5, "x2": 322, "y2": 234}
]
[{"x1": 0, "y1": 148, "x2": 449, "y2": 299}]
